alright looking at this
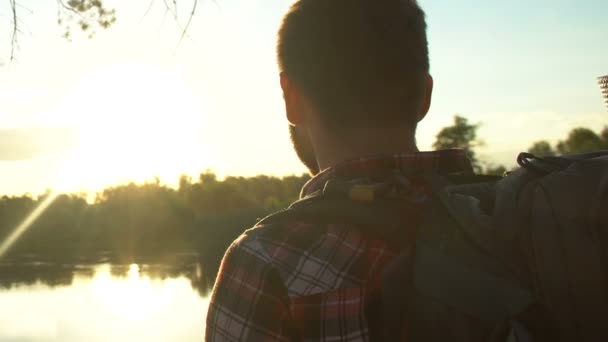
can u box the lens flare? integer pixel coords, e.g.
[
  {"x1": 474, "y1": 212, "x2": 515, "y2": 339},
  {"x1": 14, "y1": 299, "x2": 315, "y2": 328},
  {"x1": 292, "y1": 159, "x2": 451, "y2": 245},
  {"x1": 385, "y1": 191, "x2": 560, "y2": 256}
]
[{"x1": 0, "y1": 193, "x2": 58, "y2": 259}]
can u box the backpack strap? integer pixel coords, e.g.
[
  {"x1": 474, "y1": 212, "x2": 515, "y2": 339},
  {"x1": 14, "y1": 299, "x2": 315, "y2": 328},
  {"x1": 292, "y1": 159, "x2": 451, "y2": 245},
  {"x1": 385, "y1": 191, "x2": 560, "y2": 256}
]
[
  {"x1": 517, "y1": 151, "x2": 608, "y2": 174},
  {"x1": 385, "y1": 181, "x2": 533, "y2": 341},
  {"x1": 413, "y1": 238, "x2": 532, "y2": 322},
  {"x1": 411, "y1": 223, "x2": 533, "y2": 322}
]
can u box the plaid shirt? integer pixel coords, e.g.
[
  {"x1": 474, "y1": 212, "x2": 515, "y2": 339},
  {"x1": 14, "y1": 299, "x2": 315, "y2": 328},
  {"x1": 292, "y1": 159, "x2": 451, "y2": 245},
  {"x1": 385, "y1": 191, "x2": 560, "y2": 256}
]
[{"x1": 206, "y1": 149, "x2": 473, "y2": 341}]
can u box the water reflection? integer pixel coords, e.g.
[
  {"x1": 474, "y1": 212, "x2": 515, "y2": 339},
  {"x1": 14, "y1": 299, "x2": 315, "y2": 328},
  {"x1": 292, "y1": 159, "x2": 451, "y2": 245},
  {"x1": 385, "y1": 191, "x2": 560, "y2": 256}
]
[{"x1": 0, "y1": 262, "x2": 210, "y2": 342}]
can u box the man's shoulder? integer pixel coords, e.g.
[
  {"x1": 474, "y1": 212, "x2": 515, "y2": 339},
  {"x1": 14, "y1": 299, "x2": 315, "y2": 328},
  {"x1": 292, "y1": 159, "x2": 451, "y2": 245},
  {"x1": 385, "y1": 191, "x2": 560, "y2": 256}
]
[
  {"x1": 234, "y1": 218, "x2": 394, "y2": 296},
  {"x1": 245, "y1": 217, "x2": 325, "y2": 241},
  {"x1": 233, "y1": 219, "x2": 328, "y2": 261}
]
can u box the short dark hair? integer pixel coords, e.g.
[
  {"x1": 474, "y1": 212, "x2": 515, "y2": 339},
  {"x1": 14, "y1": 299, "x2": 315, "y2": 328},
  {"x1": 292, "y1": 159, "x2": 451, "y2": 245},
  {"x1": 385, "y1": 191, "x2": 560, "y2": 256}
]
[{"x1": 278, "y1": 0, "x2": 429, "y2": 130}]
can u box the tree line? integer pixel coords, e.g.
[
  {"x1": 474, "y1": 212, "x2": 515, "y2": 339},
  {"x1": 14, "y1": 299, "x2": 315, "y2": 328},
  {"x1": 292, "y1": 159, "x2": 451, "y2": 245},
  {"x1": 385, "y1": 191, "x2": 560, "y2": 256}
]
[
  {"x1": 434, "y1": 115, "x2": 608, "y2": 175},
  {"x1": 0, "y1": 116, "x2": 606, "y2": 290},
  {"x1": 0, "y1": 172, "x2": 309, "y2": 287}
]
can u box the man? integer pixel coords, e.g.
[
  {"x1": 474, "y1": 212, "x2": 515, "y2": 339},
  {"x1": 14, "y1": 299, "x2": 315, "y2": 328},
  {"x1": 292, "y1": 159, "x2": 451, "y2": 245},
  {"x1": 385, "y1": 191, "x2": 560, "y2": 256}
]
[{"x1": 206, "y1": 0, "x2": 474, "y2": 340}]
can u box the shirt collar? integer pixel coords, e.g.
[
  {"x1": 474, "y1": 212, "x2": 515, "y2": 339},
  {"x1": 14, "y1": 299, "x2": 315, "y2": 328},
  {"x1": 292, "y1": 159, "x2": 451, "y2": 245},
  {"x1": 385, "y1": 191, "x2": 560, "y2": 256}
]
[{"x1": 300, "y1": 149, "x2": 474, "y2": 198}]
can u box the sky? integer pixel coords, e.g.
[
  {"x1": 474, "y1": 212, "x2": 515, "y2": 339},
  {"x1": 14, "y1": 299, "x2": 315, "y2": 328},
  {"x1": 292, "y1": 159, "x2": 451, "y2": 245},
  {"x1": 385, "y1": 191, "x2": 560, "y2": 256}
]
[{"x1": 0, "y1": 0, "x2": 606, "y2": 196}]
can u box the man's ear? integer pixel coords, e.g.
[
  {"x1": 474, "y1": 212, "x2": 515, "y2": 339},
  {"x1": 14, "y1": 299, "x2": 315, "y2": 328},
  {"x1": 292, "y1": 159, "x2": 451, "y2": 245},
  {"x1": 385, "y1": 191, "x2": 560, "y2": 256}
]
[
  {"x1": 280, "y1": 73, "x2": 304, "y2": 125},
  {"x1": 417, "y1": 74, "x2": 434, "y2": 123}
]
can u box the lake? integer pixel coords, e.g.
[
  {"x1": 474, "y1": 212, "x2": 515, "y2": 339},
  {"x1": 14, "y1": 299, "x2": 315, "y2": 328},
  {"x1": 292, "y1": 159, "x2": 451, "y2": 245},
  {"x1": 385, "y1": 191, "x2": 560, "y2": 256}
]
[{"x1": 0, "y1": 262, "x2": 210, "y2": 342}]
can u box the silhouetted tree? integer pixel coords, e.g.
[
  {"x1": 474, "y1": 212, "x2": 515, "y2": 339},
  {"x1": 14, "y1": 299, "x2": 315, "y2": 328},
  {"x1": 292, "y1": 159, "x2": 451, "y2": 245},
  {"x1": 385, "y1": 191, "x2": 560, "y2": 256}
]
[
  {"x1": 433, "y1": 115, "x2": 485, "y2": 172},
  {"x1": 8, "y1": 123, "x2": 608, "y2": 288},
  {"x1": 529, "y1": 127, "x2": 608, "y2": 157},
  {"x1": 557, "y1": 128, "x2": 605, "y2": 154},
  {"x1": 0, "y1": 172, "x2": 310, "y2": 286},
  {"x1": 5, "y1": 0, "x2": 198, "y2": 61},
  {"x1": 601, "y1": 127, "x2": 608, "y2": 149},
  {"x1": 528, "y1": 141, "x2": 556, "y2": 157},
  {"x1": 483, "y1": 164, "x2": 507, "y2": 176}
]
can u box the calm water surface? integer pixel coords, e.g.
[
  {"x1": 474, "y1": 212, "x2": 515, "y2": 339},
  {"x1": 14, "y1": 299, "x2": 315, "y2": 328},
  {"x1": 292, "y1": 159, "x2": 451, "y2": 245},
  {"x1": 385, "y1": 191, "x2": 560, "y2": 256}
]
[{"x1": 0, "y1": 263, "x2": 209, "y2": 342}]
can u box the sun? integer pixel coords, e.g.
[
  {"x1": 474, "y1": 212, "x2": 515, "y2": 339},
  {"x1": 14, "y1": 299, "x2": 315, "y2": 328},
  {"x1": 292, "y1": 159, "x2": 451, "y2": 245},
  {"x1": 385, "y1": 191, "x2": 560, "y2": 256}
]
[{"x1": 55, "y1": 63, "x2": 214, "y2": 193}]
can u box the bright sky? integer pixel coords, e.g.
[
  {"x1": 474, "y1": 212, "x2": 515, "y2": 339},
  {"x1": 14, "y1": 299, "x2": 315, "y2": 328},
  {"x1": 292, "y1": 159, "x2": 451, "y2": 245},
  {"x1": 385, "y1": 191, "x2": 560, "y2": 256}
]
[{"x1": 0, "y1": 0, "x2": 606, "y2": 196}]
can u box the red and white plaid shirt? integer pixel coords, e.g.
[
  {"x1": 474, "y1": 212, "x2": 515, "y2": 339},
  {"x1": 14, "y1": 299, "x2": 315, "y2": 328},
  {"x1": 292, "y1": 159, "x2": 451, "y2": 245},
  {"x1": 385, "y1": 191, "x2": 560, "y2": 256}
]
[{"x1": 205, "y1": 149, "x2": 473, "y2": 341}]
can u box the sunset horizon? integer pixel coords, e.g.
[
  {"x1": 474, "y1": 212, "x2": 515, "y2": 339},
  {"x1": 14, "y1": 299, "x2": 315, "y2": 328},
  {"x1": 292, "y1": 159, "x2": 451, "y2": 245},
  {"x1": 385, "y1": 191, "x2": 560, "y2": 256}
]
[{"x1": 1, "y1": 0, "x2": 607, "y2": 195}]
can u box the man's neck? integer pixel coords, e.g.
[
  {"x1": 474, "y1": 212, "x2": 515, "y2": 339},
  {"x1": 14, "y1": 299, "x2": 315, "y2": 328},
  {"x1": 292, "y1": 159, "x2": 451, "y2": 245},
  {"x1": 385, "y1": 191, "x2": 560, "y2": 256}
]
[{"x1": 311, "y1": 125, "x2": 418, "y2": 172}]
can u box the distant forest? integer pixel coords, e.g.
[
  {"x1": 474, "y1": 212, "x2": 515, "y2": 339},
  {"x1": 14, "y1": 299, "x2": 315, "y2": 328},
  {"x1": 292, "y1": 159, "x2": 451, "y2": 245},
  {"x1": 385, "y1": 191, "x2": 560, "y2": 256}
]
[
  {"x1": 1, "y1": 116, "x2": 607, "y2": 292},
  {"x1": 0, "y1": 172, "x2": 310, "y2": 290}
]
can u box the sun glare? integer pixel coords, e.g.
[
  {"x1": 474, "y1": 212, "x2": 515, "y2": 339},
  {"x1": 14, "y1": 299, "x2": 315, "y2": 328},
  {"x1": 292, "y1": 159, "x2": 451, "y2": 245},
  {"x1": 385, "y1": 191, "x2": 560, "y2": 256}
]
[
  {"x1": 0, "y1": 192, "x2": 58, "y2": 259},
  {"x1": 92, "y1": 264, "x2": 176, "y2": 322},
  {"x1": 55, "y1": 63, "x2": 213, "y2": 193}
]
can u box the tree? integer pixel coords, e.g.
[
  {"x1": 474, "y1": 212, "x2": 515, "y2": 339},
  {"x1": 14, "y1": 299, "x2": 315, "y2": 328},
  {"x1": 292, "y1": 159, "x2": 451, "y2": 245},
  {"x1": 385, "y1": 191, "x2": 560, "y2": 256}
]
[
  {"x1": 483, "y1": 164, "x2": 507, "y2": 176},
  {"x1": 528, "y1": 126, "x2": 608, "y2": 157},
  {"x1": 6, "y1": 0, "x2": 116, "y2": 61},
  {"x1": 600, "y1": 127, "x2": 608, "y2": 150},
  {"x1": 433, "y1": 115, "x2": 483, "y2": 172},
  {"x1": 556, "y1": 128, "x2": 604, "y2": 155},
  {"x1": 528, "y1": 141, "x2": 556, "y2": 157},
  {"x1": 5, "y1": 0, "x2": 199, "y2": 61}
]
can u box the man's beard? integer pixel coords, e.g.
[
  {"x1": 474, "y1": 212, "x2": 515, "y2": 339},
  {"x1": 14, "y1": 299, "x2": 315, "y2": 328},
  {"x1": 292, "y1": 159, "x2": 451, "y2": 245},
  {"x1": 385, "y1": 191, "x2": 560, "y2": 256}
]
[{"x1": 289, "y1": 125, "x2": 320, "y2": 176}]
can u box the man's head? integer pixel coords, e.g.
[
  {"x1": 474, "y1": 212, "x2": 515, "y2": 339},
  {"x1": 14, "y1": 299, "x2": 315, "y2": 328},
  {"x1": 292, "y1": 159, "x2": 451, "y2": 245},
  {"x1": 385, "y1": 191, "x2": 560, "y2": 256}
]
[{"x1": 278, "y1": 0, "x2": 432, "y2": 174}]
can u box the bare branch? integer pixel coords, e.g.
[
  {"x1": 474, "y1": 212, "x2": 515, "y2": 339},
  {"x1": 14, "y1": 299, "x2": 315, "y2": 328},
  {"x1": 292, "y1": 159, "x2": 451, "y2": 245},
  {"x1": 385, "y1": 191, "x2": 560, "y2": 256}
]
[
  {"x1": 175, "y1": 0, "x2": 198, "y2": 52},
  {"x1": 162, "y1": 0, "x2": 178, "y2": 22},
  {"x1": 159, "y1": 0, "x2": 196, "y2": 46},
  {"x1": 139, "y1": 0, "x2": 156, "y2": 24},
  {"x1": 210, "y1": 0, "x2": 221, "y2": 10},
  {"x1": 15, "y1": 2, "x2": 33, "y2": 15},
  {"x1": 6, "y1": 0, "x2": 201, "y2": 61},
  {"x1": 16, "y1": 16, "x2": 32, "y2": 37},
  {"x1": 156, "y1": 4, "x2": 171, "y2": 36},
  {"x1": 9, "y1": 0, "x2": 18, "y2": 62}
]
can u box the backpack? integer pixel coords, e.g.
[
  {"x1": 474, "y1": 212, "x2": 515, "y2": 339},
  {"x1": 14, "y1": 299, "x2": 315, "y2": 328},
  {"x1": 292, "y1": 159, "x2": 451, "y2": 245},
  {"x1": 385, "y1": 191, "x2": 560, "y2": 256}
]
[
  {"x1": 488, "y1": 151, "x2": 608, "y2": 341},
  {"x1": 257, "y1": 151, "x2": 608, "y2": 342}
]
